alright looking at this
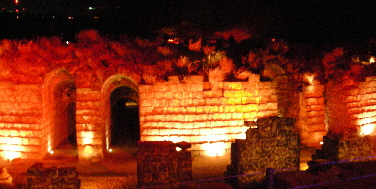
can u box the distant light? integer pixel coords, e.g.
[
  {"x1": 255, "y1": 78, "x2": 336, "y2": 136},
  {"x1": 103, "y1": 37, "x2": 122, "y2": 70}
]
[
  {"x1": 14, "y1": 0, "x2": 19, "y2": 5},
  {"x1": 126, "y1": 101, "x2": 138, "y2": 106},
  {"x1": 88, "y1": 7, "x2": 95, "y2": 10},
  {"x1": 320, "y1": 141, "x2": 323, "y2": 145},
  {"x1": 94, "y1": 16, "x2": 99, "y2": 19},
  {"x1": 370, "y1": 56, "x2": 375, "y2": 63},
  {"x1": 50, "y1": 151, "x2": 54, "y2": 154},
  {"x1": 66, "y1": 41, "x2": 69, "y2": 45},
  {"x1": 68, "y1": 17, "x2": 73, "y2": 19},
  {"x1": 176, "y1": 147, "x2": 182, "y2": 151},
  {"x1": 52, "y1": 16, "x2": 55, "y2": 18},
  {"x1": 15, "y1": 9, "x2": 19, "y2": 13},
  {"x1": 108, "y1": 148, "x2": 113, "y2": 152}
]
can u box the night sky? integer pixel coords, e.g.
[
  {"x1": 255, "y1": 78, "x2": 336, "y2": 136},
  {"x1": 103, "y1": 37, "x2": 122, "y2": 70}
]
[{"x1": 1, "y1": 0, "x2": 376, "y2": 46}]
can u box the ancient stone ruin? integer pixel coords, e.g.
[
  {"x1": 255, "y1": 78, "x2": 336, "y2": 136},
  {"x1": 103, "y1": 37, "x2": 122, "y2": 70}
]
[{"x1": 0, "y1": 30, "x2": 375, "y2": 164}]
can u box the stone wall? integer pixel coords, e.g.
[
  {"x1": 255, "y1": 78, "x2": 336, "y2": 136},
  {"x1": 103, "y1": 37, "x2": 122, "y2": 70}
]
[
  {"x1": 137, "y1": 141, "x2": 192, "y2": 188},
  {"x1": 75, "y1": 88, "x2": 103, "y2": 160},
  {"x1": 138, "y1": 75, "x2": 278, "y2": 154},
  {"x1": 298, "y1": 84, "x2": 326, "y2": 147},
  {"x1": 346, "y1": 77, "x2": 376, "y2": 136},
  {"x1": 27, "y1": 162, "x2": 80, "y2": 189},
  {"x1": 325, "y1": 76, "x2": 376, "y2": 137},
  {"x1": 225, "y1": 117, "x2": 299, "y2": 188},
  {"x1": 0, "y1": 82, "x2": 43, "y2": 160}
]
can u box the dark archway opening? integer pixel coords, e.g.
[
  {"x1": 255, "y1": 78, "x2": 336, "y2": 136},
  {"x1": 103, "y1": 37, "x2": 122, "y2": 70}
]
[
  {"x1": 110, "y1": 86, "x2": 140, "y2": 155},
  {"x1": 46, "y1": 84, "x2": 77, "y2": 159}
]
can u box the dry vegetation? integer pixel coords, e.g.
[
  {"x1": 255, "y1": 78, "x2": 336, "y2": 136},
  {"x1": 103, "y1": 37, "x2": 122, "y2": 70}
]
[{"x1": 0, "y1": 29, "x2": 374, "y2": 88}]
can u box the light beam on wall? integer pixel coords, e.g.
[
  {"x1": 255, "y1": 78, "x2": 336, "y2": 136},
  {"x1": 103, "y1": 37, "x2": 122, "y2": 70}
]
[{"x1": 358, "y1": 118, "x2": 376, "y2": 136}]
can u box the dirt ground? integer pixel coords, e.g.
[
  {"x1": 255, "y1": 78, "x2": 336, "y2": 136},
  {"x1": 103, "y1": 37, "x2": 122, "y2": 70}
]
[{"x1": 0, "y1": 147, "x2": 315, "y2": 188}]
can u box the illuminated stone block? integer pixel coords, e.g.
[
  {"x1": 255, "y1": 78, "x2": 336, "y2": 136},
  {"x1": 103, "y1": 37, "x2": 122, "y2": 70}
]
[
  {"x1": 212, "y1": 127, "x2": 226, "y2": 135},
  {"x1": 153, "y1": 114, "x2": 165, "y2": 121},
  {"x1": 153, "y1": 91, "x2": 164, "y2": 99},
  {"x1": 234, "y1": 105, "x2": 243, "y2": 112},
  {"x1": 223, "y1": 91, "x2": 234, "y2": 98},
  {"x1": 194, "y1": 122, "x2": 206, "y2": 128},
  {"x1": 172, "y1": 91, "x2": 183, "y2": 99},
  {"x1": 223, "y1": 82, "x2": 242, "y2": 90},
  {"x1": 182, "y1": 99, "x2": 193, "y2": 106},
  {"x1": 186, "y1": 106, "x2": 196, "y2": 114},
  {"x1": 167, "y1": 76, "x2": 180, "y2": 83},
  {"x1": 169, "y1": 83, "x2": 178, "y2": 92},
  {"x1": 152, "y1": 83, "x2": 168, "y2": 92},
  {"x1": 305, "y1": 97, "x2": 324, "y2": 105},
  {"x1": 159, "y1": 129, "x2": 170, "y2": 136},
  {"x1": 241, "y1": 97, "x2": 251, "y2": 104},
  {"x1": 303, "y1": 85, "x2": 324, "y2": 98},
  {"x1": 9, "y1": 130, "x2": 19, "y2": 137},
  {"x1": 232, "y1": 91, "x2": 244, "y2": 98},
  {"x1": 187, "y1": 75, "x2": 203, "y2": 83},
  {"x1": 200, "y1": 128, "x2": 212, "y2": 135},
  {"x1": 170, "y1": 99, "x2": 182, "y2": 106},
  {"x1": 192, "y1": 129, "x2": 200, "y2": 135},
  {"x1": 195, "y1": 106, "x2": 204, "y2": 113},
  {"x1": 305, "y1": 123, "x2": 327, "y2": 132},
  {"x1": 266, "y1": 102, "x2": 278, "y2": 110},
  {"x1": 139, "y1": 98, "x2": 153, "y2": 107},
  {"x1": 211, "y1": 98, "x2": 221, "y2": 105},
  {"x1": 248, "y1": 74, "x2": 261, "y2": 82},
  {"x1": 306, "y1": 116, "x2": 325, "y2": 124},
  {"x1": 29, "y1": 138, "x2": 41, "y2": 145},
  {"x1": 152, "y1": 107, "x2": 164, "y2": 115},
  {"x1": 191, "y1": 83, "x2": 203, "y2": 91},
  {"x1": 177, "y1": 83, "x2": 186, "y2": 91},
  {"x1": 234, "y1": 113, "x2": 243, "y2": 119},
  {"x1": 187, "y1": 114, "x2": 195, "y2": 121},
  {"x1": 138, "y1": 85, "x2": 151, "y2": 92},
  {"x1": 144, "y1": 115, "x2": 154, "y2": 121},
  {"x1": 204, "y1": 90, "x2": 223, "y2": 98},
  {"x1": 306, "y1": 110, "x2": 325, "y2": 118},
  {"x1": 229, "y1": 120, "x2": 239, "y2": 126}
]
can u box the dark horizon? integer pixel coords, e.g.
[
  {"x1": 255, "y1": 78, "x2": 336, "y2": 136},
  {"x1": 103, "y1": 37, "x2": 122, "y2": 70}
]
[{"x1": 1, "y1": 0, "x2": 376, "y2": 47}]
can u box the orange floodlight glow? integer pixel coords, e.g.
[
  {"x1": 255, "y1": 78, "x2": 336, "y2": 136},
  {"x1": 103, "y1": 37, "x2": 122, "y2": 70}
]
[
  {"x1": 358, "y1": 118, "x2": 376, "y2": 136},
  {"x1": 370, "y1": 56, "x2": 375, "y2": 64},
  {"x1": 360, "y1": 124, "x2": 375, "y2": 136},
  {"x1": 82, "y1": 131, "x2": 94, "y2": 145},
  {"x1": 202, "y1": 142, "x2": 226, "y2": 156},
  {"x1": 1, "y1": 144, "x2": 23, "y2": 160}
]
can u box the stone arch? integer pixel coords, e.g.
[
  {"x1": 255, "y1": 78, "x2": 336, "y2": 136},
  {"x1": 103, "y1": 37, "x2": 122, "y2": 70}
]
[
  {"x1": 101, "y1": 75, "x2": 139, "y2": 152},
  {"x1": 42, "y1": 69, "x2": 76, "y2": 157}
]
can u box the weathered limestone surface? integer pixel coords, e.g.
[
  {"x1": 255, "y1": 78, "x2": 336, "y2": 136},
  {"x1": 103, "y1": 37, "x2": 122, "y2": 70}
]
[
  {"x1": 0, "y1": 82, "x2": 43, "y2": 160},
  {"x1": 225, "y1": 117, "x2": 299, "y2": 188},
  {"x1": 137, "y1": 141, "x2": 192, "y2": 188},
  {"x1": 27, "y1": 162, "x2": 80, "y2": 189},
  {"x1": 139, "y1": 76, "x2": 279, "y2": 153},
  {"x1": 298, "y1": 84, "x2": 326, "y2": 147},
  {"x1": 75, "y1": 88, "x2": 103, "y2": 160}
]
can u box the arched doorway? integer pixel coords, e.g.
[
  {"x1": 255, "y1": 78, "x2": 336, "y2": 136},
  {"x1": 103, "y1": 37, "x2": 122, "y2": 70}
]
[
  {"x1": 43, "y1": 69, "x2": 78, "y2": 159},
  {"x1": 48, "y1": 82, "x2": 77, "y2": 159},
  {"x1": 109, "y1": 86, "x2": 140, "y2": 154}
]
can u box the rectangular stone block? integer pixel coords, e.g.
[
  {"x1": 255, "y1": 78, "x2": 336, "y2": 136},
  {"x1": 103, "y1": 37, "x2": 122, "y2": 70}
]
[
  {"x1": 168, "y1": 76, "x2": 180, "y2": 83},
  {"x1": 306, "y1": 110, "x2": 325, "y2": 118},
  {"x1": 138, "y1": 85, "x2": 151, "y2": 92},
  {"x1": 153, "y1": 91, "x2": 164, "y2": 99},
  {"x1": 200, "y1": 128, "x2": 212, "y2": 135},
  {"x1": 305, "y1": 97, "x2": 324, "y2": 105},
  {"x1": 223, "y1": 82, "x2": 242, "y2": 90},
  {"x1": 191, "y1": 83, "x2": 204, "y2": 91},
  {"x1": 233, "y1": 91, "x2": 245, "y2": 98}
]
